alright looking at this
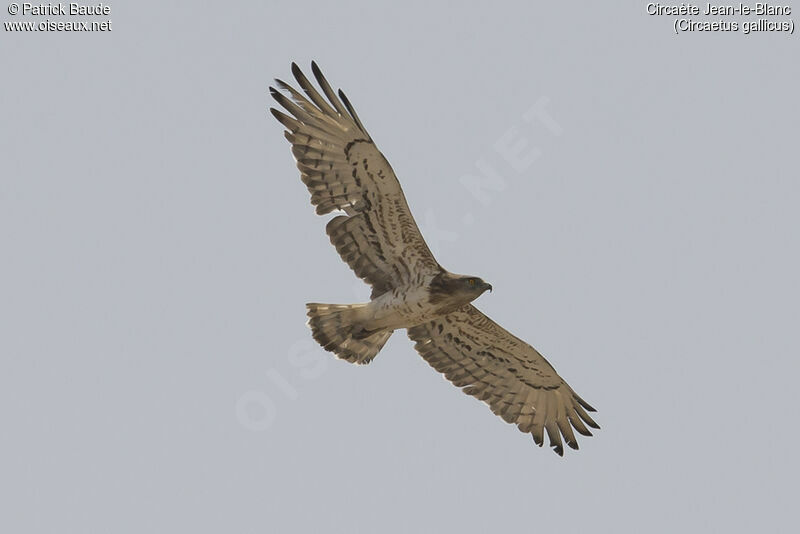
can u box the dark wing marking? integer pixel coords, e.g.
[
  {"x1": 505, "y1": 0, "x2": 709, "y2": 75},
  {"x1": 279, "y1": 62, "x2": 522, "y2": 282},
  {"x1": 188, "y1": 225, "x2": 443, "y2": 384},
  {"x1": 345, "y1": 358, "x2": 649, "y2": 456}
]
[
  {"x1": 270, "y1": 62, "x2": 440, "y2": 296},
  {"x1": 407, "y1": 305, "x2": 599, "y2": 456}
]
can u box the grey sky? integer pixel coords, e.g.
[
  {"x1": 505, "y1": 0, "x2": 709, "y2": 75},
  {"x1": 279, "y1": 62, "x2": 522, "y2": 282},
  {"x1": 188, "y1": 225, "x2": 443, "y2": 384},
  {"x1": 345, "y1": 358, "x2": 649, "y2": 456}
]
[{"x1": 2, "y1": 2, "x2": 798, "y2": 533}]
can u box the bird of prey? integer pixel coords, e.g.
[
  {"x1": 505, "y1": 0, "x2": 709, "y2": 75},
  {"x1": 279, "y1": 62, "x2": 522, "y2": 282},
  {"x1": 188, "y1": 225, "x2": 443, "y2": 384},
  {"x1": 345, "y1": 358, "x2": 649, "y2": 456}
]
[{"x1": 269, "y1": 62, "x2": 599, "y2": 455}]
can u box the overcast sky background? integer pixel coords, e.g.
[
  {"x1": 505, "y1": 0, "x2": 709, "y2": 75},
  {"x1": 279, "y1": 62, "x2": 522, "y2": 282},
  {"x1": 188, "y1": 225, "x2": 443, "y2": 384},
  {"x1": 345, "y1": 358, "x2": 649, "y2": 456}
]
[{"x1": 2, "y1": 2, "x2": 798, "y2": 533}]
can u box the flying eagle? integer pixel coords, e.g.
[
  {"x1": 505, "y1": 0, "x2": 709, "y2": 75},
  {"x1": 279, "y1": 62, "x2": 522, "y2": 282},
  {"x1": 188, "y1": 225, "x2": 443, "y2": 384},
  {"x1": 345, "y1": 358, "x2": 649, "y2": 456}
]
[{"x1": 269, "y1": 62, "x2": 599, "y2": 455}]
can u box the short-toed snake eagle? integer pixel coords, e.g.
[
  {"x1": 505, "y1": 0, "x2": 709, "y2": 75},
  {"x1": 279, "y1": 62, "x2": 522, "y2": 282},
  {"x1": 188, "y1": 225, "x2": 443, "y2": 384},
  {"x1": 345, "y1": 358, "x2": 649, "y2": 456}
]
[{"x1": 270, "y1": 62, "x2": 599, "y2": 455}]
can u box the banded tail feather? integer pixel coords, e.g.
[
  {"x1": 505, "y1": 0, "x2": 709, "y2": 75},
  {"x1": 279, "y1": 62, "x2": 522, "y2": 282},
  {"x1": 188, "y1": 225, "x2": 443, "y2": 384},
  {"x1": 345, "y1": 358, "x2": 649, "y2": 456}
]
[{"x1": 306, "y1": 303, "x2": 392, "y2": 364}]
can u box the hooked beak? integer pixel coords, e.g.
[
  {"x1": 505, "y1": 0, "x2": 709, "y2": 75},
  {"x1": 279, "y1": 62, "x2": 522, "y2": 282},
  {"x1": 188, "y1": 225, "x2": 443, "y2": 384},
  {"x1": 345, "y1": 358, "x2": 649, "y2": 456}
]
[{"x1": 483, "y1": 282, "x2": 493, "y2": 293}]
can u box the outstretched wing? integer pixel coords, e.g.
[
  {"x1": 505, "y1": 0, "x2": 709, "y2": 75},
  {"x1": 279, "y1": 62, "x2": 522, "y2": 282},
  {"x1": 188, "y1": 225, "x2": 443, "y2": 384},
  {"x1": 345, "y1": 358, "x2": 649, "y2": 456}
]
[
  {"x1": 407, "y1": 305, "x2": 599, "y2": 456},
  {"x1": 270, "y1": 62, "x2": 440, "y2": 297}
]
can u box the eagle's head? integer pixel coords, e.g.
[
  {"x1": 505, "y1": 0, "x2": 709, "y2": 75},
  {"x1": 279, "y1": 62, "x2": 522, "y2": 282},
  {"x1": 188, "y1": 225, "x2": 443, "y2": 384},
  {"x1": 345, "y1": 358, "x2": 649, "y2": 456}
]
[{"x1": 428, "y1": 272, "x2": 492, "y2": 311}]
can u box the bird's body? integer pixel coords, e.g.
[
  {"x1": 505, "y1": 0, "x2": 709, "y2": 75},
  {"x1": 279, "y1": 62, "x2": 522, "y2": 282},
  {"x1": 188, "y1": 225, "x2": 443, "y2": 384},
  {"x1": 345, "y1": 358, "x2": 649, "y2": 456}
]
[
  {"x1": 352, "y1": 271, "x2": 491, "y2": 331},
  {"x1": 363, "y1": 282, "x2": 440, "y2": 331},
  {"x1": 308, "y1": 271, "x2": 491, "y2": 364},
  {"x1": 270, "y1": 62, "x2": 599, "y2": 455}
]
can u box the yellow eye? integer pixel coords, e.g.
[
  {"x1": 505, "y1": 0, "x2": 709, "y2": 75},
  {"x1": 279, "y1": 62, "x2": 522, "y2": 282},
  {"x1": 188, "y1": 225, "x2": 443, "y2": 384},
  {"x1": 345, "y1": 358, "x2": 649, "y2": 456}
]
[{"x1": 468, "y1": 279, "x2": 476, "y2": 286}]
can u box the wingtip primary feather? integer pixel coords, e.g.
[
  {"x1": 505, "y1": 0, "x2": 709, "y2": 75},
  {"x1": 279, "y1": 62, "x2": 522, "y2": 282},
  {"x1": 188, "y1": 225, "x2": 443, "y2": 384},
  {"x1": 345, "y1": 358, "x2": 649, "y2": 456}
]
[
  {"x1": 338, "y1": 88, "x2": 367, "y2": 134},
  {"x1": 577, "y1": 395, "x2": 597, "y2": 412},
  {"x1": 269, "y1": 107, "x2": 297, "y2": 131},
  {"x1": 574, "y1": 403, "x2": 601, "y2": 430},
  {"x1": 310, "y1": 61, "x2": 349, "y2": 117},
  {"x1": 311, "y1": 61, "x2": 325, "y2": 88}
]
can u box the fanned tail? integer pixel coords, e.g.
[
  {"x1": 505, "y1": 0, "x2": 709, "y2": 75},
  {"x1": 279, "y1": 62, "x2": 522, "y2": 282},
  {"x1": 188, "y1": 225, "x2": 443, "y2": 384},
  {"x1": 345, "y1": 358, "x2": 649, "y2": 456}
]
[{"x1": 306, "y1": 303, "x2": 392, "y2": 364}]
